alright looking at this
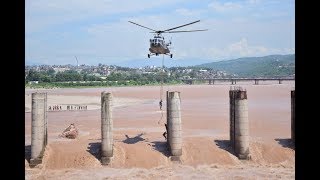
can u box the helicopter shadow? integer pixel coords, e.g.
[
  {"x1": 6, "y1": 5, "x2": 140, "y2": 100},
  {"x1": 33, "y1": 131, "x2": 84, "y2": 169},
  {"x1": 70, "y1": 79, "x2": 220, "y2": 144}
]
[
  {"x1": 25, "y1": 145, "x2": 31, "y2": 163},
  {"x1": 87, "y1": 142, "x2": 101, "y2": 160},
  {"x1": 149, "y1": 141, "x2": 170, "y2": 157},
  {"x1": 214, "y1": 139, "x2": 234, "y2": 154},
  {"x1": 275, "y1": 138, "x2": 295, "y2": 150},
  {"x1": 122, "y1": 133, "x2": 146, "y2": 144}
]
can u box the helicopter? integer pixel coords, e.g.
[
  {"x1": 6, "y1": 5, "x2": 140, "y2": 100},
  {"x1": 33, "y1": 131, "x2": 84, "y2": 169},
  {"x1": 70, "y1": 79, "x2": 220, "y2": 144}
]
[{"x1": 128, "y1": 20, "x2": 207, "y2": 58}]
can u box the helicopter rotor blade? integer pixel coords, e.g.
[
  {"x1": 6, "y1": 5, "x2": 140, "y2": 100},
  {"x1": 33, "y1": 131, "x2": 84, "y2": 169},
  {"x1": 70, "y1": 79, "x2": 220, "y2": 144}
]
[
  {"x1": 128, "y1": 21, "x2": 157, "y2": 32},
  {"x1": 162, "y1": 29, "x2": 208, "y2": 33},
  {"x1": 162, "y1": 20, "x2": 201, "y2": 32}
]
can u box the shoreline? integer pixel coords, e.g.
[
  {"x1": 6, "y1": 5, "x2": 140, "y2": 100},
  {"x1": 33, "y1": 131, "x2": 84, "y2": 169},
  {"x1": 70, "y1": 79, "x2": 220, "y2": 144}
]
[{"x1": 25, "y1": 84, "x2": 295, "y2": 179}]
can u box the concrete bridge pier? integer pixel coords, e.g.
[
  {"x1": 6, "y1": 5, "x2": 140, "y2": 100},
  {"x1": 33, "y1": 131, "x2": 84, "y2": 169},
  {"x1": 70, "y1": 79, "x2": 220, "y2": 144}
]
[
  {"x1": 279, "y1": 79, "x2": 283, "y2": 84},
  {"x1": 291, "y1": 90, "x2": 295, "y2": 145},
  {"x1": 44, "y1": 93, "x2": 48, "y2": 147},
  {"x1": 101, "y1": 92, "x2": 113, "y2": 165},
  {"x1": 229, "y1": 90, "x2": 235, "y2": 150},
  {"x1": 167, "y1": 91, "x2": 182, "y2": 162},
  {"x1": 208, "y1": 79, "x2": 212, "y2": 85},
  {"x1": 254, "y1": 79, "x2": 259, "y2": 85},
  {"x1": 229, "y1": 89, "x2": 250, "y2": 160},
  {"x1": 30, "y1": 92, "x2": 47, "y2": 167}
]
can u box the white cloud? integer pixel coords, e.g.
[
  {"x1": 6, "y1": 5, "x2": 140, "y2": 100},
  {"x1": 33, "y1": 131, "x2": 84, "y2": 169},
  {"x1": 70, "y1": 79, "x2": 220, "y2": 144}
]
[
  {"x1": 228, "y1": 38, "x2": 250, "y2": 56},
  {"x1": 175, "y1": 8, "x2": 204, "y2": 17},
  {"x1": 227, "y1": 38, "x2": 269, "y2": 56},
  {"x1": 202, "y1": 38, "x2": 291, "y2": 60},
  {"x1": 27, "y1": 0, "x2": 183, "y2": 15},
  {"x1": 26, "y1": 0, "x2": 184, "y2": 33},
  {"x1": 26, "y1": 1, "x2": 295, "y2": 65},
  {"x1": 208, "y1": 1, "x2": 242, "y2": 12},
  {"x1": 175, "y1": 8, "x2": 194, "y2": 16},
  {"x1": 246, "y1": 0, "x2": 261, "y2": 4}
]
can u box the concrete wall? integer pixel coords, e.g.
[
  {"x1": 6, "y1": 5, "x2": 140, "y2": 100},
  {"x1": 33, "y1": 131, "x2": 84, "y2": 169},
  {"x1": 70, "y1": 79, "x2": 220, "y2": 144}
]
[
  {"x1": 44, "y1": 93, "x2": 48, "y2": 147},
  {"x1": 229, "y1": 90, "x2": 235, "y2": 151},
  {"x1": 30, "y1": 92, "x2": 47, "y2": 167},
  {"x1": 291, "y1": 90, "x2": 295, "y2": 144},
  {"x1": 167, "y1": 91, "x2": 182, "y2": 160},
  {"x1": 230, "y1": 89, "x2": 250, "y2": 159},
  {"x1": 166, "y1": 91, "x2": 170, "y2": 145},
  {"x1": 101, "y1": 92, "x2": 113, "y2": 165}
]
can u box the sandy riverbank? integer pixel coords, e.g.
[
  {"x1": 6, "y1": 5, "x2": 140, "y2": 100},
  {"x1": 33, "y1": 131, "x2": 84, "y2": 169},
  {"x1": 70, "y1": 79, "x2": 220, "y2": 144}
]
[{"x1": 25, "y1": 82, "x2": 295, "y2": 179}]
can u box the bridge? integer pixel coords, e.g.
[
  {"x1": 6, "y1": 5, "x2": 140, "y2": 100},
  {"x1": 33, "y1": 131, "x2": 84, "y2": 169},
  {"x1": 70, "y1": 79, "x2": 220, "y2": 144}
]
[{"x1": 180, "y1": 77, "x2": 295, "y2": 85}]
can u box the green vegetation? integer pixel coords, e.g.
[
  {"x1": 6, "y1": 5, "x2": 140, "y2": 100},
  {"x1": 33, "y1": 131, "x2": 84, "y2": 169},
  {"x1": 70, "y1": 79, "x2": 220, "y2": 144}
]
[
  {"x1": 25, "y1": 69, "x2": 183, "y2": 88},
  {"x1": 25, "y1": 54, "x2": 295, "y2": 88},
  {"x1": 196, "y1": 54, "x2": 295, "y2": 77},
  {"x1": 25, "y1": 80, "x2": 183, "y2": 89}
]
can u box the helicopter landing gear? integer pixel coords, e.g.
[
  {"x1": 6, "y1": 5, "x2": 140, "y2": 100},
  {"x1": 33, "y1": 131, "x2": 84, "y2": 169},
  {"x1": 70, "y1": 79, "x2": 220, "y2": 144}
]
[
  {"x1": 164, "y1": 53, "x2": 173, "y2": 58},
  {"x1": 148, "y1": 53, "x2": 156, "y2": 58}
]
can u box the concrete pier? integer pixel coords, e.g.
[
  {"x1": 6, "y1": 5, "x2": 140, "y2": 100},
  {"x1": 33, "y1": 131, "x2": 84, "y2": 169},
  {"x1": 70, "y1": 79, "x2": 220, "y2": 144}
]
[
  {"x1": 44, "y1": 93, "x2": 48, "y2": 147},
  {"x1": 166, "y1": 91, "x2": 170, "y2": 145},
  {"x1": 167, "y1": 91, "x2": 182, "y2": 161},
  {"x1": 30, "y1": 92, "x2": 47, "y2": 167},
  {"x1": 229, "y1": 88, "x2": 250, "y2": 159},
  {"x1": 229, "y1": 90, "x2": 235, "y2": 150},
  {"x1": 291, "y1": 90, "x2": 295, "y2": 145},
  {"x1": 101, "y1": 92, "x2": 113, "y2": 165}
]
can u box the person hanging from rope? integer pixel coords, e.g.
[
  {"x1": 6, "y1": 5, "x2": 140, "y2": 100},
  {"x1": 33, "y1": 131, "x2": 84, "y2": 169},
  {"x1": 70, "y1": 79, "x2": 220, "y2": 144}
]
[
  {"x1": 163, "y1": 123, "x2": 168, "y2": 140},
  {"x1": 159, "y1": 99, "x2": 163, "y2": 110}
]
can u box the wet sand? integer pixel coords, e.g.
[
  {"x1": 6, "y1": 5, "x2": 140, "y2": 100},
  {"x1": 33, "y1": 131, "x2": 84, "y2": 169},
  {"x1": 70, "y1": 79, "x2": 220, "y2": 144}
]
[{"x1": 25, "y1": 82, "x2": 295, "y2": 179}]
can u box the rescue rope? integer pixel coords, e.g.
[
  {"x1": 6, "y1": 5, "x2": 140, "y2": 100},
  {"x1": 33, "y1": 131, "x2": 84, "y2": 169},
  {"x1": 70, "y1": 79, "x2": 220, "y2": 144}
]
[
  {"x1": 158, "y1": 54, "x2": 165, "y2": 125},
  {"x1": 160, "y1": 54, "x2": 164, "y2": 101}
]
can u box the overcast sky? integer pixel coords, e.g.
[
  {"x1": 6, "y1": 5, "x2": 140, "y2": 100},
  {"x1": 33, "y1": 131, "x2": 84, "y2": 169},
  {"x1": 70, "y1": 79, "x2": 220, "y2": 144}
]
[{"x1": 26, "y1": 0, "x2": 295, "y2": 65}]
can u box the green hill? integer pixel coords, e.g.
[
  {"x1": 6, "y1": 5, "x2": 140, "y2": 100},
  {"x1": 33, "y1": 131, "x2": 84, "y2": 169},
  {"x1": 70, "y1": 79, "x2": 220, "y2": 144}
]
[{"x1": 196, "y1": 54, "x2": 295, "y2": 77}]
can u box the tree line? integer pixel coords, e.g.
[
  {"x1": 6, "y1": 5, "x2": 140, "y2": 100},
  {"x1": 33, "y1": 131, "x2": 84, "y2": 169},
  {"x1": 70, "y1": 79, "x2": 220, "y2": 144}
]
[{"x1": 25, "y1": 69, "x2": 182, "y2": 87}]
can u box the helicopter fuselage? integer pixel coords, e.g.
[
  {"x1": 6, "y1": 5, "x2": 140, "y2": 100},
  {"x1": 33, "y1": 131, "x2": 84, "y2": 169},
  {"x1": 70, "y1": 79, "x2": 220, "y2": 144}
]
[{"x1": 149, "y1": 35, "x2": 171, "y2": 57}]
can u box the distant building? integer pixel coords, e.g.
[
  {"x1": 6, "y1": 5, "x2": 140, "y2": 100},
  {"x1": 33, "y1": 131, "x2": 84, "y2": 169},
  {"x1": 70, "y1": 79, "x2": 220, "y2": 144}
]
[
  {"x1": 53, "y1": 67, "x2": 70, "y2": 73},
  {"x1": 91, "y1": 73, "x2": 101, "y2": 77},
  {"x1": 29, "y1": 81, "x2": 39, "y2": 84}
]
